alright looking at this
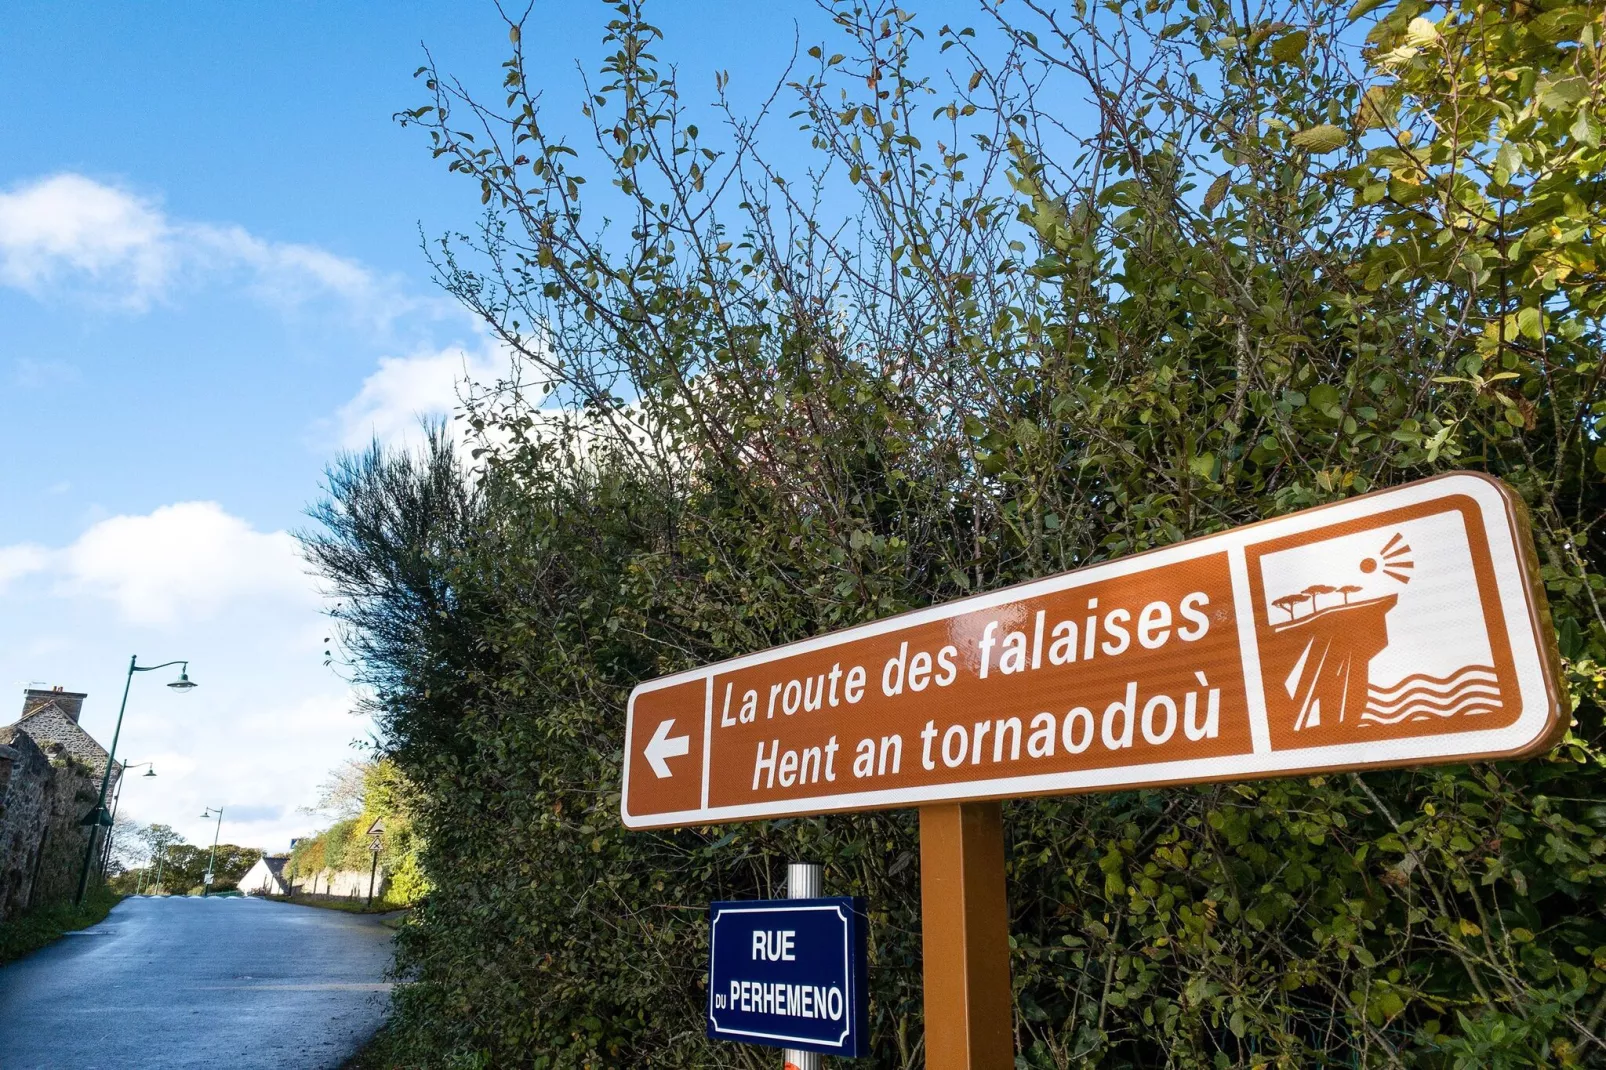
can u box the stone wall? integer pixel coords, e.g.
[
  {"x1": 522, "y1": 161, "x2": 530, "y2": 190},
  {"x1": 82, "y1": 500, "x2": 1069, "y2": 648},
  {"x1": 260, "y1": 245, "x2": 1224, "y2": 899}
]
[
  {"x1": 0, "y1": 726, "x2": 101, "y2": 921},
  {"x1": 37, "y1": 749, "x2": 102, "y2": 907},
  {"x1": 290, "y1": 865, "x2": 387, "y2": 900}
]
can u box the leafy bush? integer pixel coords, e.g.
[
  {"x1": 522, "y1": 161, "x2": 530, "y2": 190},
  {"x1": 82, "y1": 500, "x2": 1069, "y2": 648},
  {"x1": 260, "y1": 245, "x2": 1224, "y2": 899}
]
[
  {"x1": 0, "y1": 886, "x2": 121, "y2": 966},
  {"x1": 290, "y1": 759, "x2": 428, "y2": 905},
  {"x1": 309, "y1": 0, "x2": 1606, "y2": 1065}
]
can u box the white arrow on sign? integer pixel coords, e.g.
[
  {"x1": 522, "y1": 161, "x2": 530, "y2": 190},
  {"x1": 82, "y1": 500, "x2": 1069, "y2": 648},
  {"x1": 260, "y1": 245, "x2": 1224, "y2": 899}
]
[{"x1": 645, "y1": 718, "x2": 691, "y2": 779}]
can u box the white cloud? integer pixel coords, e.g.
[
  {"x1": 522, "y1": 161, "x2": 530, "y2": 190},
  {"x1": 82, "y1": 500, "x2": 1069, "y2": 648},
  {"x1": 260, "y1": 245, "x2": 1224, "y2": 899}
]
[
  {"x1": 193, "y1": 223, "x2": 381, "y2": 309},
  {"x1": 0, "y1": 544, "x2": 49, "y2": 589},
  {"x1": 0, "y1": 173, "x2": 388, "y2": 315},
  {"x1": 0, "y1": 173, "x2": 169, "y2": 299},
  {"x1": 0, "y1": 501, "x2": 360, "y2": 850},
  {"x1": 49, "y1": 502, "x2": 313, "y2": 626},
  {"x1": 335, "y1": 344, "x2": 510, "y2": 449}
]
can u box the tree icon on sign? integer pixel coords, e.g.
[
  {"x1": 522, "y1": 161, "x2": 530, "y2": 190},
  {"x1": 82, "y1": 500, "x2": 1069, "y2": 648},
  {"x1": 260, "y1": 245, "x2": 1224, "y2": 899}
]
[
  {"x1": 1272, "y1": 594, "x2": 1304, "y2": 621},
  {"x1": 1305, "y1": 584, "x2": 1337, "y2": 611}
]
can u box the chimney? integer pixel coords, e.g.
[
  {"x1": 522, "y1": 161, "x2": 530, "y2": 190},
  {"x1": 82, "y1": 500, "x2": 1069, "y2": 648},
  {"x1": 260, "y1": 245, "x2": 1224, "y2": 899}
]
[{"x1": 22, "y1": 686, "x2": 88, "y2": 724}]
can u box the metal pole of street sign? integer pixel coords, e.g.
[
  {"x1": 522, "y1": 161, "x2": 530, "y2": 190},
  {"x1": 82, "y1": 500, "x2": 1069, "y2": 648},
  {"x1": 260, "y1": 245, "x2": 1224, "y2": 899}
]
[
  {"x1": 367, "y1": 835, "x2": 382, "y2": 907},
  {"x1": 783, "y1": 863, "x2": 823, "y2": 1070},
  {"x1": 920, "y1": 803, "x2": 1013, "y2": 1069}
]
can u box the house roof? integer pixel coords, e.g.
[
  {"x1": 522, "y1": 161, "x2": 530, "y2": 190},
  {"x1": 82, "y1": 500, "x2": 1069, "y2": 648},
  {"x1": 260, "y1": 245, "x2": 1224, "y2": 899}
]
[
  {"x1": 22, "y1": 689, "x2": 87, "y2": 722},
  {"x1": 10, "y1": 701, "x2": 115, "y2": 778},
  {"x1": 263, "y1": 856, "x2": 289, "y2": 877}
]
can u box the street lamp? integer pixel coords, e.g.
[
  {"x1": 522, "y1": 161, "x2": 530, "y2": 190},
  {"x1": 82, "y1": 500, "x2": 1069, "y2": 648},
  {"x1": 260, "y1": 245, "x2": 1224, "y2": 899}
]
[
  {"x1": 98, "y1": 761, "x2": 157, "y2": 879},
  {"x1": 199, "y1": 806, "x2": 224, "y2": 896},
  {"x1": 76, "y1": 657, "x2": 196, "y2": 906}
]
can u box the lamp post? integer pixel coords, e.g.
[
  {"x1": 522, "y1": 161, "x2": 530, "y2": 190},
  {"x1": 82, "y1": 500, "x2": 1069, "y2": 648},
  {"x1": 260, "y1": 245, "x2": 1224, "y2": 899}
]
[
  {"x1": 199, "y1": 806, "x2": 224, "y2": 896},
  {"x1": 99, "y1": 761, "x2": 157, "y2": 878},
  {"x1": 76, "y1": 657, "x2": 196, "y2": 906}
]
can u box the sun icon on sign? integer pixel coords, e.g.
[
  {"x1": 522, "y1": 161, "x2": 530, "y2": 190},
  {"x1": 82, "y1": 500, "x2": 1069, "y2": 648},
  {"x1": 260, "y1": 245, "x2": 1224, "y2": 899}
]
[{"x1": 1359, "y1": 532, "x2": 1414, "y2": 583}]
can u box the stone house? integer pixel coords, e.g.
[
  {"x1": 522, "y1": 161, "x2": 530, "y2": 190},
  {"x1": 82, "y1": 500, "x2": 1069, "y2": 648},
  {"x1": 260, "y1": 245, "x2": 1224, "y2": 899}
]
[
  {"x1": 239, "y1": 855, "x2": 291, "y2": 896},
  {"x1": 14, "y1": 689, "x2": 119, "y2": 781},
  {"x1": 0, "y1": 688, "x2": 119, "y2": 920}
]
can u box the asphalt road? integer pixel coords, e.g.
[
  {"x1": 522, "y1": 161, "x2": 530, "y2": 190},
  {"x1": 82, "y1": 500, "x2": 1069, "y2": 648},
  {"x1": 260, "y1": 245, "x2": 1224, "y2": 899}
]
[{"x1": 0, "y1": 895, "x2": 395, "y2": 1069}]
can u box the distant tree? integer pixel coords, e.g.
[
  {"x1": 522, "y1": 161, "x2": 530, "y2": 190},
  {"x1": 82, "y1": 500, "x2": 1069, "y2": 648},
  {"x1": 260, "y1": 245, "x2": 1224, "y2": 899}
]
[
  {"x1": 106, "y1": 812, "x2": 148, "y2": 872},
  {"x1": 1337, "y1": 584, "x2": 1363, "y2": 605},
  {"x1": 108, "y1": 824, "x2": 186, "y2": 893},
  {"x1": 154, "y1": 843, "x2": 263, "y2": 894},
  {"x1": 301, "y1": 758, "x2": 372, "y2": 821},
  {"x1": 137, "y1": 824, "x2": 183, "y2": 872}
]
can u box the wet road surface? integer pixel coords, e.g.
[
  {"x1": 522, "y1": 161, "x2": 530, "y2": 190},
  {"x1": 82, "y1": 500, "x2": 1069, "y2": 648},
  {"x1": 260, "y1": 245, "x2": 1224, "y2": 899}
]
[{"x1": 0, "y1": 895, "x2": 395, "y2": 1069}]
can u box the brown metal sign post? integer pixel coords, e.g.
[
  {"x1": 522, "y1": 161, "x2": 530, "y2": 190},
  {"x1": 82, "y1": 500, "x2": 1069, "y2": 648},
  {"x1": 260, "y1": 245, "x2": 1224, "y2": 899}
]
[
  {"x1": 621, "y1": 473, "x2": 1565, "y2": 1067},
  {"x1": 919, "y1": 802, "x2": 1013, "y2": 1067}
]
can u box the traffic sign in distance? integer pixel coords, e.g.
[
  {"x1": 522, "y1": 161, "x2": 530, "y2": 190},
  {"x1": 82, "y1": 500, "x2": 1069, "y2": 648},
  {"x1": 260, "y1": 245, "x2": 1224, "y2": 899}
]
[
  {"x1": 622, "y1": 473, "x2": 1565, "y2": 829},
  {"x1": 707, "y1": 896, "x2": 870, "y2": 1056}
]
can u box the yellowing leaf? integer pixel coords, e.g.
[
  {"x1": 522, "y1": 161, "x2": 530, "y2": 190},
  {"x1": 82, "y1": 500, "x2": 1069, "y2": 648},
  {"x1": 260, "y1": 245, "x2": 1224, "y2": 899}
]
[
  {"x1": 1292, "y1": 124, "x2": 1351, "y2": 153},
  {"x1": 1389, "y1": 177, "x2": 1426, "y2": 202},
  {"x1": 1379, "y1": 45, "x2": 1421, "y2": 67},
  {"x1": 1518, "y1": 307, "x2": 1544, "y2": 339},
  {"x1": 1271, "y1": 30, "x2": 1309, "y2": 63},
  {"x1": 1353, "y1": 86, "x2": 1395, "y2": 132},
  {"x1": 1405, "y1": 17, "x2": 1440, "y2": 48},
  {"x1": 1203, "y1": 173, "x2": 1230, "y2": 213}
]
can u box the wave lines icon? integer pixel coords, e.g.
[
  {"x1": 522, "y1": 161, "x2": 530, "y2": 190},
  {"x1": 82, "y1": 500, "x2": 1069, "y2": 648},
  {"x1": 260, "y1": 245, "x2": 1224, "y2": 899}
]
[{"x1": 1362, "y1": 666, "x2": 1502, "y2": 725}]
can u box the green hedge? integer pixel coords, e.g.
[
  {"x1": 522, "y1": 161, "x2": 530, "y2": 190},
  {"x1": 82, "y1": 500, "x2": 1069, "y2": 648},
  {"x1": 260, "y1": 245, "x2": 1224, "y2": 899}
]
[{"x1": 308, "y1": 0, "x2": 1606, "y2": 1065}]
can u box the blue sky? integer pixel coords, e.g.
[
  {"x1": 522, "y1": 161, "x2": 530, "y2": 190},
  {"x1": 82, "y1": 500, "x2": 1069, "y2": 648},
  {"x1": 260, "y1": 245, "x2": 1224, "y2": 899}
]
[{"x1": 0, "y1": 1, "x2": 992, "y2": 851}]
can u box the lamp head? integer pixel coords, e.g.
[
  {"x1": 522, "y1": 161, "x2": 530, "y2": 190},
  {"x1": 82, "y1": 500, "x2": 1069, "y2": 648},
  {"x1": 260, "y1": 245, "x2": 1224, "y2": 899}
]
[
  {"x1": 168, "y1": 668, "x2": 197, "y2": 692},
  {"x1": 144, "y1": 768, "x2": 157, "y2": 777}
]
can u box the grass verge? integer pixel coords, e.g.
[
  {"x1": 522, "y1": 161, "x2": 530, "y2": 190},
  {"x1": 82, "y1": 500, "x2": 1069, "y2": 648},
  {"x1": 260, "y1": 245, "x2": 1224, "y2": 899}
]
[
  {"x1": 276, "y1": 895, "x2": 412, "y2": 931},
  {"x1": 0, "y1": 885, "x2": 123, "y2": 966},
  {"x1": 282, "y1": 893, "x2": 410, "y2": 916}
]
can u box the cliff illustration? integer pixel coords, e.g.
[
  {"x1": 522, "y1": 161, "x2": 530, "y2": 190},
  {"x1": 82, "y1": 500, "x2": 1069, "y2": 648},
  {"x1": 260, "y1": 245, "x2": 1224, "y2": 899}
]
[
  {"x1": 1263, "y1": 593, "x2": 1399, "y2": 731},
  {"x1": 1263, "y1": 531, "x2": 1504, "y2": 732}
]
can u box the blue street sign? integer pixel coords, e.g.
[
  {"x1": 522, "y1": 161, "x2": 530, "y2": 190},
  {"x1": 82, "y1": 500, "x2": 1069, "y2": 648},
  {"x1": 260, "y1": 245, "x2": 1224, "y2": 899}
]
[{"x1": 707, "y1": 896, "x2": 870, "y2": 1057}]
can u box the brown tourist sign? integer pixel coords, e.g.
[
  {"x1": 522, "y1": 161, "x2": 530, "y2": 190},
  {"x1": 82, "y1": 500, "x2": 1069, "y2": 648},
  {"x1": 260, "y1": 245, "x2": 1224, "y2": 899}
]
[{"x1": 621, "y1": 472, "x2": 1566, "y2": 830}]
